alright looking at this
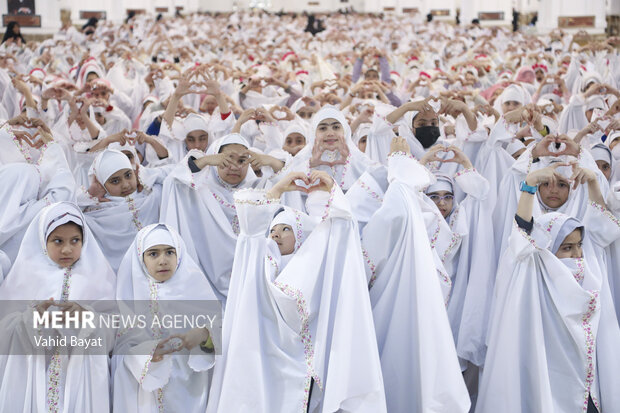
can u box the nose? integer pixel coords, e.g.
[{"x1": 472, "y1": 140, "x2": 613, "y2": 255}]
[
  {"x1": 228, "y1": 162, "x2": 241, "y2": 171},
  {"x1": 61, "y1": 244, "x2": 72, "y2": 255}
]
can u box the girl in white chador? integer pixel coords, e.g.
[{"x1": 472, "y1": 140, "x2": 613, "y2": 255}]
[
  {"x1": 0, "y1": 202, "x2": 116, "y2": 413},
  {"x1": 207, "y1": 171, "x2": 386, "y2": 413},
  {"x1": 81, "y1": 148, "x2": 170, "y2": 271},
  {"x1": 345, "y1": 137, "x2": 470, "y2": 413},
  {"x1": 477, "y1": 163, "x2": 620, "y2": 413},
  {"x1": 420, "y1": 146, "x2": 496, "y2": 369},
  {"x1": 160, "y1": 133, "x2": 288, "y2": 303},
  {"x1": 289, "y1": 106, "x2": 380, "y2": 191},
  {"x1": 113, "y1": 224, "x2": 218, "y2": 413}
]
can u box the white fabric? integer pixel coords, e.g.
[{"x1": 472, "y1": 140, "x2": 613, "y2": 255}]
[
  {"x1": 358, "y1": 154, "x2": 470, "y2": 412},
  {"x1": 207, "y1": 187, "x2": 386, "y2": 413},
  {"x1": 113, "y1": 224, "x2": 218, "y2": 413},
  {"x1": 183, "y1": 113, "x2": 209, "y2": 134},
  {"x1": 0, "y1": 142, "x2": 76, "y2": 263},
  {"x1": 477, "y1": 211, "x2": 620, "y2": 413},
  {"x1": 82, "y1": 150, "x2": 168, "y2": 272},
  {"x1": 160, "y1": 134, "x2": 268, "y2": 304},
  {"x1": 0, "y1": 202, "x2": 116, "y2": 413},
  {"x1": 290, "y1": 106, "x2": 380, "y2": 191}
]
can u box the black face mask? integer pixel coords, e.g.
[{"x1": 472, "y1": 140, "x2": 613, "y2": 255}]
[{"x1": 414, "y1": 126, "x2": 441, "y2": 148}]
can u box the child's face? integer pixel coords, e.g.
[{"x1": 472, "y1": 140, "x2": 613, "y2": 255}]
[
  {"x1": 428, "y1": 190, "x2": 454, "y2": 219},
  {"x1": 46, "y1": 223, "x2": 83, "y2": 268},
  {"x1": 269, "y1": 224, "x2": 296, "y2": 256},
  {"x1": 315, "y1": 118, "x2": 344, "y2": 151},
  {"x1": 104, "y1": 168, "x2": 138, "y2": 197},
  {"x1": 185, "y1": 130, "x2": 209, "y2": 152},
  {"x1": 143, "y1": 244, "x2": 177, "y2": 282},
  {"x1": 555, "y1": 229, "x2": 583, "y2": 259},
  {"x1": 217, "y1": 144, "x2": 250, "y2": 185},
  {"x1": 282, "y1": 133, "x2": 306, "y2": 156}
]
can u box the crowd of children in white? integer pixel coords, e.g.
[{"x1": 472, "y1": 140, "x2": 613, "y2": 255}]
[{"x1": 0, "y1": 9, "x2": 619, "y2": 413}]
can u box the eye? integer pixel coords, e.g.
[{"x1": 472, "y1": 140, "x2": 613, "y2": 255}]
[
  {"x1": 125, "y1": 172, "x2": 132, "y2": 179},
  {"x1": 429, "y1": 195, "x2": 440, "y2": 202},
  {"x1": 283, "y1": 227, "x2": 291, "y2": 231},
  {"x1": 166, "y1": 250, "x2": 176, "y2": 256},
  {"x1": 269, "y1": 229, "x2": 275, "y2": 233},
  {"x1": 110, "y1": 179, "x2": 119, "y2": 184}
]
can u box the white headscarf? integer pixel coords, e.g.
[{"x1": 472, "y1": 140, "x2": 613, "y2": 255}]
[
  {"x1": 293, "y1": 106, "x2": 378, "y2": 190},
  {"x1": 0, "y1": 202, "x2": 116, "y2": 300},
  {"x1": 89, "y1": 148, "x2": 133, "y2": 186},
  {"x1": 183, "y1": 113, "x2": 210, "y2": 136},
  {"x1": 270, "y1": 207, "x2": 317, "y2": 253},
  {"x1": 116, "y1": 224, "x2": 217, "y2": 301}
]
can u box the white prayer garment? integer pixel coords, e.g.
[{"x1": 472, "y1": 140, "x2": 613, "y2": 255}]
[
  {"x1": 290, "y1": 106, "x2": 380, "y2": 191},
  {"x1": 81, "y1": 148, "x2": 168, "y2": 271},
  {"x1": 160, "y1": 134, "x2": 285, "y2": 303},
  {"x1": 0, "y1": 202, "x2": 116, "y2": 413},
  {"x1": 113, "y1": 224, "x2": 218, "y2": 413},
  {"x1": 207, "y1": 186, "x2": 386, "y2": 413},
  {"x1": 0, "y1": 127, "x2": 76, "y2": 263},
  {"x1": 355, "y1": 153, "x2": 470, "y2": 412},
  {"x1": 478, "y1": 210, "x2": 620, "y2": 413}
]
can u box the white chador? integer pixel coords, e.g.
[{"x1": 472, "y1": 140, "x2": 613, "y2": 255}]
[
  {"x1": 477, "y1": 211, "x2": 620, "y2": 413},
  {"x1": 290, "y1": 106, "x2": 380, "y2": 191},
  {"x1": 206, "y1": 187, "x2": 387, "y2": 413},
  {"x1": 346, "y1": 153, "x2": 470, "y2": 413},
  {"x1": 0, "y1": 128, "x2": 76, "y2": 263},
  {"x1": 423, "y1": 171, "x2": 495, "y2": 368},
  {"x1": 160, "y1": 134, "x2": 279, "y2": 303},
  {"x1": 0, "y1": 202, "x2": 116, "y2": 413},
  {"x1": 113, "y1": 224, "x2": 218, "y2": 413},
  {"x1": 81, "y1": 148, "x2": 168, "y2": 271}
]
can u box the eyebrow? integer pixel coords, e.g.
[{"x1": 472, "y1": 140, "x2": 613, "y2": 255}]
[
  {"x1": 145, "y1": 247, "x2": 176, "y2": 253},
  {"x1": 318, "y1": 121, "x2": 341, "y2": 127},
  {"x1": 559, "y1": 242, "x2": 581, "y2": 247}
]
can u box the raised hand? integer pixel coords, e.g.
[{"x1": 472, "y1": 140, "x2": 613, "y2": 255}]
[
  {"x1": 307, "y1": 170, "x2": 334, "y2": 193},
  {"x1": 419, "y1": 144, "x2": 447, "y2": 165},
  {"x1": 267, "y1": 171, "x2": 316, "y2": 199},
  {"x1": 441, "y1": 145, "x2": 473, "y2": 168},
  {"x1": 389, "y1": 137, "x2": 411, "y2": 156},
  {"x1": 568, "y1": 162, "x2": 597, "y2": 190}
]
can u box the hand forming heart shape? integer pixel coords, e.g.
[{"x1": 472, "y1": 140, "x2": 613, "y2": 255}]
[{"x1": 427, "y1": 97, "x2": 442, "y2": 113}]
